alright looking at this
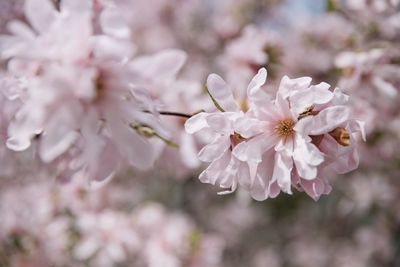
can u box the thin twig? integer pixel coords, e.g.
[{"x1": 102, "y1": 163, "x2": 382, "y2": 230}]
[{"x1": 157, "y1": 111, "x2": 193, "y2": 119}]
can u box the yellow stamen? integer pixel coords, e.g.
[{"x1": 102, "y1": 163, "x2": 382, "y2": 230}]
[{"x1": 274, "y1": 118, "x2": 295, "y2": 138}]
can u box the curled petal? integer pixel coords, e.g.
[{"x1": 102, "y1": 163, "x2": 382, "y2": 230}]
[
  {"x1": 295, "y1": 106, "x2": 350, "y2": 135},
  {"x1": 290, "y1": 82, "x2": 333, "y2": 114},
  {"x1": 293, "y1": 135, "x2": 324, "y2": 180},
  {"x1": 184, "y1": 112, "x2": 209, "y2": 134},
  {"x1": 277, "y1": 75, "x2": 312, "y2": 99}
]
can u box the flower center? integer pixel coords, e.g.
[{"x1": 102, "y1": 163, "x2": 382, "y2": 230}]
[{"x1": 274, "y1": 118, "x2": 295, "y2": 138}]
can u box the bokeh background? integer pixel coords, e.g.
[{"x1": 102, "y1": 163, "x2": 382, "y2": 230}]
[{"x1": 1, "y1": 0, "x2": 400, "y2": 266}]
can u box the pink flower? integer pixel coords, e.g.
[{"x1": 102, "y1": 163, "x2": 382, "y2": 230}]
[
  {"x1": 186, "y1": 67, "x2": 364, "y2": 201},
  {"x1": 232, "y1": 72, "x2": 365, "y2": 200},
  {"x1": 184, "y1": 69, "x2": 269, "y2": 194}
]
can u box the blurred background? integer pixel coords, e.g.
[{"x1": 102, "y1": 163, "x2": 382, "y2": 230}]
[{"x1": 1, "y1": 0, "x2": 400, "y2": 266}]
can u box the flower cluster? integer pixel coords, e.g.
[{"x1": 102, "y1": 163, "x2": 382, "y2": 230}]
[
  {"x1": 0, "y1": 0, "x2": 187, "y2": 184},
  {"x1": 186, "y1": 68, "x2": 365, "y2": 200}
]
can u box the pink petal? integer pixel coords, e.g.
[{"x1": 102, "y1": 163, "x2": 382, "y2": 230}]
[
  {"x1": 205, "y1": 112, "x2": 236, "y2": 134},
  {"x1": 300, "y1": 178, "x2": 331, "y2": 201},
  {"x1": 247, "y1": 68, "x2": 268, "y2": 104},
  {"x1": 232, "y1": 133, "x2": 277, "y2": 163},
  {"x1": 91, "y1": 35, "x2": 135, "y2": 61},
  {"x1": 25, "y1": 0, "x2": 57, "y2": 34},
  {"x1": 100, "y1": 7, "x2": 131, "y2": 39},
  {"x1": 293, "y1": 135, "x2": 324, "y2": 180},
  {"x1": 234, "y1": 116, "x2": 269, "y2": 138},
  {"x1": 198, "y1": 136, "x2": 231, "y2": 162},
  {"x1": 295, "y1": 106, "x2": 350, "y2": 135},
  {"x1": 290, "y1": 82, "x2": 333, "y2": 114},
  {"x1": 89, "y1": 137, "x2": 121, "y2": 182},
  {"x1": 184, "y1": 112, "x2": 209, "y2": 134},
  {"x1": 131, "y1": 49, "x2": 187, "y2": 81},
  {"x1": 39, "y1": 105, "x2": 81, "y2": 162},
  {"x1": 272, "y1": 150, "x2": 293, "y2": 194},
  {"x1": 277, "y1": 75, "x2": 312, "y2": 99},
  {"x1": 206, "y1": 74, "x2": 239, "y2": 112},
  {"x1": 249, "y1": 151, "x2": 275, "y2": 201}
]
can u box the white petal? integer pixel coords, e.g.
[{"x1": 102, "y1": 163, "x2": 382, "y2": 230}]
[
  {"x1": 293, "y1": 135, "x2": 323, "y2": 180},
  {"x1": 207, "y1": 74, "x2": 239, "y2": 112},
  {"x1": 290, "y1": 82, "x2": 333, "y2": 114},
  {"x1": 300, "y1": 178, "x2": 327, "y2": 201},
  {"x1": 272, "y1": 150, "x2": 293, "y2": 194},
  {"x1": 25, "y1": 0, "x2": 57, "y2": 34},
  {"x1": 247, "y1": 68, "x2": 267, "y2": 101},
  {"x1": 233, "y1": 133, "x2": 278, "y2": 163},
  {"x1": 89, "y1": 138, "x2": 120, "y2": 182},
  {"x1": 131, "y1": 49, "x2": 186, "y2": 81},
  {"x1": 295, "y1": 106, "x2": 350, "y2": 135},
  {"x1": 349, "y1": 119, "x2": 366, "y2": 141},
  {"x1": 184, "y1": 112, "x2": 209, "y2": 134},
  {"x1": 249, "y1": 151, "x2": 275, "y2": 201},
  {"x1": 91, "y1": 35, "x2": 135, "y2": 61},
  {"x1": 199, "y1": 150, "x2": 230, "y2": 184},
  {"x1": 39, "y1": 107, "x2": 80, "y2": 162},
  {"x1": 100, "y1": 7, "x2": 131, "y2": 38},
  {"x1": 205, "y1": 112, "x2": 235, "y2": 134},
  {"x1": 277, "y1": 75, "x2": 312, "y2": 99},
  {"x1": 198, "y1": 136, "x2": 230, "y2": 162},
  {"x1": 234, "y1": 116, "x2": 269, "y2": 138}
]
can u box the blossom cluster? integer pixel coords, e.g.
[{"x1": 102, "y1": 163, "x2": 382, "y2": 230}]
[
  {"x1": 186, "y1": 68, "x2": 365, "y2": 200},
  {"x1": 0, "y1": 0, "x2": 188, "y2": 184}
]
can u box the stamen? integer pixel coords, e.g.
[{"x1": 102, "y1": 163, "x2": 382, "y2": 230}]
[{"x1": 274, "y1": 118, "x2": 295, "y2": 138}]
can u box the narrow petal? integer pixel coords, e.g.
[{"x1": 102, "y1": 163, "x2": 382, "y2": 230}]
[
  {"x1": 185, "y1": 112, "x2": 209, "y2": 134},
  {"x1": 207, "y1": 74, "x2": 239, "y2": 112},
  {"x1": 249, "y1": 150, "x2": 275, "y2": 201},
  {"x1": 272, "y1": 150, "x2": 293, "y2": 194},
  {"x1": 247, "y1": 68, "x2": 268, "y2": 105}
]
